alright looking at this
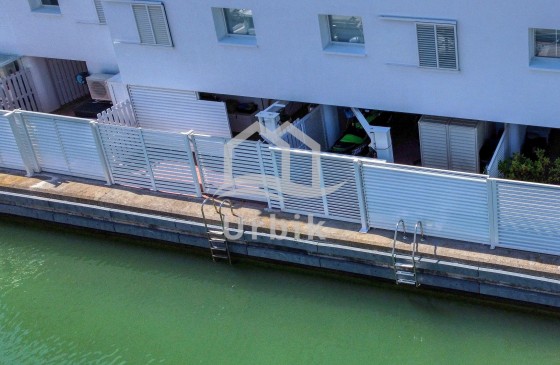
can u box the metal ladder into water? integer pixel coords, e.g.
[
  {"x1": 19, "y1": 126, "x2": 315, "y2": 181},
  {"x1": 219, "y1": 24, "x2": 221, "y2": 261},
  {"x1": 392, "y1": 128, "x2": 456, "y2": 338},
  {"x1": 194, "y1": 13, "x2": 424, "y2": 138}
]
[
  {"x1": 201, "y1": 197, "x2": 237, "y2": 264},
  {"x1": 391, "y1": 220, "x2": 425, "y2": 287}
]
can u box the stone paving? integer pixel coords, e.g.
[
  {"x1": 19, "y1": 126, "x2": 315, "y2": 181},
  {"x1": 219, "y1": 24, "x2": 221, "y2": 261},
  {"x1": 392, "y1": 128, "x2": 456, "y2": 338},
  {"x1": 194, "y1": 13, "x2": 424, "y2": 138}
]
[{"x1": 1, "y1": 168, "x2": 559, "y2": 279}]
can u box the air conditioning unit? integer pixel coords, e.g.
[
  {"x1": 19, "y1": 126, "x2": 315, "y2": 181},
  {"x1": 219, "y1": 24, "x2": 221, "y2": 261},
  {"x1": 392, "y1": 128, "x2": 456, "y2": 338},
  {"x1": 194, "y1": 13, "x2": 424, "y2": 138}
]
[{"x1": 86, "y1": 74, "x2": 113, "y2": 101}]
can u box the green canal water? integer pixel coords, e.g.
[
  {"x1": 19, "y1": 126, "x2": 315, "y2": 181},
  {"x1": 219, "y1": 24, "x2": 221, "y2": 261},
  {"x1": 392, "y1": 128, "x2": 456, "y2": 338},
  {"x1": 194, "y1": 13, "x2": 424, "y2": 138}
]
[{"x1": 0, "y1": 218, "x2": 559, "y2": 365}]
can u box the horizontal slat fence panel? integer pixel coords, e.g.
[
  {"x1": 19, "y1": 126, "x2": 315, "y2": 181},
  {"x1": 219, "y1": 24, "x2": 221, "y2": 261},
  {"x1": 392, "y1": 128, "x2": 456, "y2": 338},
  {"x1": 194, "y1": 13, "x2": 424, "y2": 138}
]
[
  {"x1": 362, "y1": 163, "x2": 490, "y2": 244},
  {"x1": 143, "y1": 130, "x2": 200, "y2": 196},
  {"x1": 272, "y1": 149, "x2": 325, "y2": 216},
  {"x1": 270, "y1": 148, "x2": 364, "y2": 223},
  {"x1": 97, "y1": 124, "x2": 155, "y2": 190},
  {"x1": 22, "y1": 113, "x2": 106, "y2": 180},
  {"x1": 128, "y1": 85, "x2": 231, "y2": 137},
  {"x1": 97, "y1": 124, "x2": 200, "y2": 196},
  {"x1": 192, "y1": 134, "x2": 268, "y2": 202},
  {"x1": 0, "y1": 111, "x2": 26, "y2": 170},
  {"x1": 494, "y1": 179, "x2": 560, "y2": 255}
]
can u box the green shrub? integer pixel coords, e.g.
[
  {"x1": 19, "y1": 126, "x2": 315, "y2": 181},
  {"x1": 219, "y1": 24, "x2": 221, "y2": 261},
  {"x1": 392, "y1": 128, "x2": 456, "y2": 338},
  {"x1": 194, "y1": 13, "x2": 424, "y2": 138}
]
[{"x1": 498, "y1": 149, "x2": 560, "y2": 184}]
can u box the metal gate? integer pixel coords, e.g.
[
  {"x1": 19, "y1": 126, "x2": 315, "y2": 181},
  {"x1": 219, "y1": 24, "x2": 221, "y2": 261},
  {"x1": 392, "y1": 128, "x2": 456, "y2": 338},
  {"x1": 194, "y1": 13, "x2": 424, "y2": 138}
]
[
  {"x1": 269, "y1": 147, "x2": 364, "y2": 223},
  {"x1": 191, "y1": 134, "x2": 274, "y2": 202},
  {"x1": 96, "y1": 124, "x2": 201, "y2": 196}
]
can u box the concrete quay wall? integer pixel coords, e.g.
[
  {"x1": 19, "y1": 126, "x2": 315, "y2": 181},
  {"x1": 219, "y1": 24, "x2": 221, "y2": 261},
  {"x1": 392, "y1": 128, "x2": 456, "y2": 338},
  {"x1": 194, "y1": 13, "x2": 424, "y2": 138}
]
[{"x1": 1, "y1": 190, "x2": 559, "y2": 309}]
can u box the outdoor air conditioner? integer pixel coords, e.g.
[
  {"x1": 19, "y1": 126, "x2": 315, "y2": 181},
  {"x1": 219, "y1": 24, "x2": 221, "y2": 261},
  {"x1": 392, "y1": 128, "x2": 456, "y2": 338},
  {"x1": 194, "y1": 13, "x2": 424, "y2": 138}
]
[{"x1": 86, "y1": 74, "x2": 113, "y2": 101}]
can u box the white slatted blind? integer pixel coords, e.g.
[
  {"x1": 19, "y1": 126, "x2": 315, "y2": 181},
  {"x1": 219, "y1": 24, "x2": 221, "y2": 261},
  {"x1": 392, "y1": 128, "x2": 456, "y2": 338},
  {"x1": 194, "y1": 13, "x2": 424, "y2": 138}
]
[
  {"x1": 93, "y1": 0, "x2": 106, "y2": 24},
  {"x1": 418, "y1": 116, "x2": 449, "y2": 169},
  {"x1": 132, "y1": 2, "x2": 173, "y2": 46},
  {"x1": 416, "y1": 23, "x2": 458, "y2": 70},
  {"x1": 128, "y1": 85, "x2": 232, "y2": 138},
  {"x1": 448, "y1": 120, "x2": 478, "y2": 173},
  {"x1": 416, "y1": 24, "x2": 437, "y2": 68},
  {"x1": 436, "y1": 25, "x2": 458, "y2": 69}
]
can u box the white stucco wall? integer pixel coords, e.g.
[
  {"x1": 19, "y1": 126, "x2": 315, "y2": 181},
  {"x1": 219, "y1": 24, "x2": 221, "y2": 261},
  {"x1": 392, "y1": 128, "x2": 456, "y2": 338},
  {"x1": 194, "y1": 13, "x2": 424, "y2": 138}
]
[
  {"x1": 0, "y1": 0, "x2": 118, "y2": 74},
  {"x1": 103, "y1": 0, "x2": 560, "y2": 128},
  {"x1": 1, "y1": 0, "x2": 559, "y2": 128}
]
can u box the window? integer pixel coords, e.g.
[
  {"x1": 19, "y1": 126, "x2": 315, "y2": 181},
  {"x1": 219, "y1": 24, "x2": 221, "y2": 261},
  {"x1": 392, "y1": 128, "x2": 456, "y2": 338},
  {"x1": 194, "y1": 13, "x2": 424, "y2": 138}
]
[
  {"x1": 211, "y1": 7, "x2": 257, "y2": 46},
  {"x1": 29, "y1": 0, "x2": 60, "y2": 13},
  {"x1": 131, "y1": 2, "x2": 173, "y2": 46},
  {"x1": 416, "y1": 23, "x2": 458, "y2": 70},
  {"x1": 328, "y1": 15, "x2": 364, "y2": 44},
  {"x1": 319, "y1": 14, "x2": 365, "y2": 55},
  {"x1": 534, "y1": 29, "x2": 559, "y2": 58},
  {"x1": 93, "y1": 0, "x2": 106, "y2": 24},
  {"x1": 223, "y1": 9, "x2": 255, "y2": 36}
]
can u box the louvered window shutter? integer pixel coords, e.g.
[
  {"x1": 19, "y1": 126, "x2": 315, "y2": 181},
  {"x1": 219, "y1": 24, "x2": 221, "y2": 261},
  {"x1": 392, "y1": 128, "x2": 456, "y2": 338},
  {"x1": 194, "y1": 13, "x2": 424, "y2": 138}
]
[
  {"x1": 93, "y1": 0, "x2": 106, "y2": 24},
  {"x1": 132, "y1": 3, "x2": 173, "y2": 46},
  {"x1": 436, "y1": 25, "x2": 457, "y2": 69},
  {"x1": 416, "y1": 23, "x2": 457, "y2": 70}
]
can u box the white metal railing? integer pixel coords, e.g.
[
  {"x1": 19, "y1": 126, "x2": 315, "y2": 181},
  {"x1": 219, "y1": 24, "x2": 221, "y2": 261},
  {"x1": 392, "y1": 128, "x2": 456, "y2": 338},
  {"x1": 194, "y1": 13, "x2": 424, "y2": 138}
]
[
  {"x1": 17, "y1": 111, "x2": 108, "y2": 181},
  {"x1": 191, "y1": 134, "x2": 271, "y2": 203},
  {"x1": 0, "y1": 69, "x2": 41, "y2": 112},
  {"x1": 96, "y1": 100, "x2": 139, "y2": 127},
  {"x1": 4, "y1": 110, "x2": 560, "y2": 256},
  {"x1": 486, "y1": 127, "x2": 509, "y2": 177},
  {"x1": 95, "y1": 123, "x2": 201, "y2": 197}
]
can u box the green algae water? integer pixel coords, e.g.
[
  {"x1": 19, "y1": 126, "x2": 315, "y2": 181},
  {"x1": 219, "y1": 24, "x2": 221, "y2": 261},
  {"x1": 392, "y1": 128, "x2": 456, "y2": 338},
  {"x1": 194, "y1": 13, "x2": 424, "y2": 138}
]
[{"x1": 0, "y1": 218, "x2": 559, "y2": 365}]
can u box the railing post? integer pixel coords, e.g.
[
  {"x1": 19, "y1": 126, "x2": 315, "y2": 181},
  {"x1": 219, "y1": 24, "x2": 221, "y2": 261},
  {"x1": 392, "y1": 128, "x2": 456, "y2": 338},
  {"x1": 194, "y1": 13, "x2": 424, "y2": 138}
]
[
  {"x1": 182, "y1": 131, "x2": 202, "y2": 198},
  {"x1": 317, "y1": 154, "x2": 329, "y2": 216},
  {"x1": 256, "y1": 141, "x2": 272, "y2": 208},
  {"x1": 90, "y1": 122, "x2": 113, "y2": 185},
  {"x1": 9, "y1": 111, "x2": 40, "y2": 176},
  {"x1": 353, "y1": 159, "x2": 369, "y2": 233},
  {"x1": 269, "y1": 148, "x2": 285, "y2": 210},
  {"x1": 138, "y1": 128, "x2": 157, "y2": 191},
  {"x1": 487, "y1": 178, "x2": 499, "y2": 249},
  {"x1": 190, "y1": 134, "x2": 208, "y2": 194}
]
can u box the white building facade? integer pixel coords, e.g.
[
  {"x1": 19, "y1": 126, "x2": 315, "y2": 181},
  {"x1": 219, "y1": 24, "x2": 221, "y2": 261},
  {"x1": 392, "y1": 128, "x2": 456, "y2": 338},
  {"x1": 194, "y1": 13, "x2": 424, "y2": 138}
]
[
  {"x1": 3, "y1": 1, "x2": 560, "y2": 257},
  {"x1": 0, "y1": 0, "x2": 558, "y2": 128}
]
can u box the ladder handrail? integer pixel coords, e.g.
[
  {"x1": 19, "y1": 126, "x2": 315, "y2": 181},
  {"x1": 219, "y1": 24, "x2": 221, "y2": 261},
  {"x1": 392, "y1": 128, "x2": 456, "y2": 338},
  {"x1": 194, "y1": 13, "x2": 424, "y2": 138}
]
[
  {"x1": 218, "y1": 198, "x2": 237, "y2": 232},
  {"x1": 391, "y1": 219, "x2": 408, "y2": 265},
  {"x1": 201, "y1": 197, "x2": 216, "y2": 234},
  {"x1": 411, "y1": 221, "x2": 426, "y2": 284}
]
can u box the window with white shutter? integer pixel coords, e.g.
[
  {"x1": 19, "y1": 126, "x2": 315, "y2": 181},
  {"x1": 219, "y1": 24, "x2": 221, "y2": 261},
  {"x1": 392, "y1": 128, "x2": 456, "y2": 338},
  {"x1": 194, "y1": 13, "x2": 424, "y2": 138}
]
[
  {"x1": 132, "y1": 2, "x2": 173, "y2": 47},
  {"x1": 416, "y1": 23, "x2": 458, "y2": 70},
  {"x1": 93, "y1": 0, "x2": 106, "y2": 24}
]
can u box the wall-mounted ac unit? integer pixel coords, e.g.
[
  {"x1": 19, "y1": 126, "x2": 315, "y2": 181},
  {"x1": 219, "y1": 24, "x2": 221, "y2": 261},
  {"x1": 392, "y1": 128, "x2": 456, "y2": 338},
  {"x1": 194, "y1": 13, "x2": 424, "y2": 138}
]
[{"x1": 86, "y1": 74, "x2": 113, "y2": 101}]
